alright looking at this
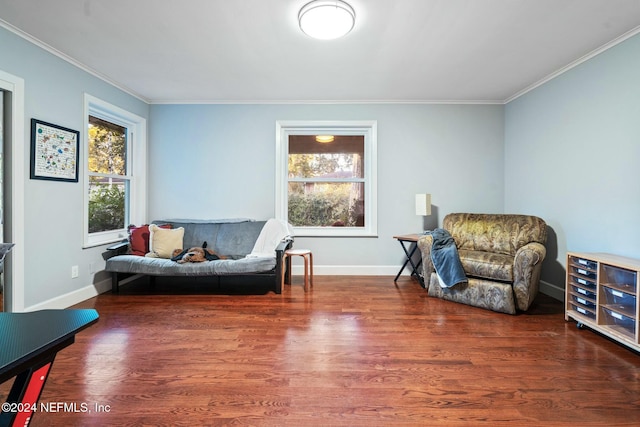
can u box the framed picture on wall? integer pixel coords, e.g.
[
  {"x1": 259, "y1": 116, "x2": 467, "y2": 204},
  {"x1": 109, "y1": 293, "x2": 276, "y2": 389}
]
[{"x1": 30, "y1": 118, "x2": 80, "y2": 182}]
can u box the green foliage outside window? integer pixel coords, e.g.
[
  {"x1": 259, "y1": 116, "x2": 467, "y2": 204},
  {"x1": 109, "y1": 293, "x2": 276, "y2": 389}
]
[
  {"x1": 288, "y1": 192, "x2": 353, "y2": 227},
  {"x1": 288, "y1": 150, "x2": 364, "y2": 227},
  {"x1": 88, "y1": 182, "x2": 125, "y2": 233},
  {"x1": 88, "y1": 116, "x2": 127, "y2": 233}
]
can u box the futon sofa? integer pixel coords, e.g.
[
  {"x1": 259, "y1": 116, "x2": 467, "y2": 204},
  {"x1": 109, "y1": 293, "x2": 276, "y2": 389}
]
[
  {"x1": 417, "y1": 213, "x2": 547, "y2": 314},
  {"x1": 105, "y1": 219, "x2": 293, "y2": 294}
]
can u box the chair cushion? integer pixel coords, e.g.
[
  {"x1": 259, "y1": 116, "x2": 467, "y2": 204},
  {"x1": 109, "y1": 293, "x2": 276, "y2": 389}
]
[{"x1": 458, "y1": 249, "x2": 513, "y2": 282}]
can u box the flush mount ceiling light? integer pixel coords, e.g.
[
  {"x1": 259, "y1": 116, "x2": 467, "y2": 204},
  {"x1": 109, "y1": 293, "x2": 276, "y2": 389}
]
[
  {"x1": 298, "y1": 0, "x2": 356, "y2": 40},
  {"x1": 315, "y1": 135, "x2": 335, "y2": 143}
]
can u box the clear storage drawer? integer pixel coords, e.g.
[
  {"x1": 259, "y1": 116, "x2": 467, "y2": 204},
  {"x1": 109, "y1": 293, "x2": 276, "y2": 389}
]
[
  {"x1": 572, "y1": 285, "x2": 596, "y2": 300},
  {"x1": 571, "y1": 294, "x2": 596, "y2": 310},
  {"x1": 570, "y1": 275, "x2": 596, "y2": 290},
  {"x1": 571, "y1": 304, "x2": 596, "y2": 320},
  {"x1": 601, "y1": 265, "x2": 637, "y2": 293},
  {"x1": 570, "y1": 265, "x2": 597, "y2": 280},
  {"x1": 571, "y1": 257, "x2": 597, "y2": 270},
  {"x1": 602, "y1": 286, "x2": 636, "y2": 316},
  {"x1": 601, "y1": 307, "x2": 636, "y2": 338}
]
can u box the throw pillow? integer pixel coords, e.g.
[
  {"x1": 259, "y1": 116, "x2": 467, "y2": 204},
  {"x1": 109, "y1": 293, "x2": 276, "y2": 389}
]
[
  {"x1": 128, "y1": 224, "x2": 171, "y2": 256},
  {"x1": 148, "y1": 224, "x2": 184, "y2": 258}
]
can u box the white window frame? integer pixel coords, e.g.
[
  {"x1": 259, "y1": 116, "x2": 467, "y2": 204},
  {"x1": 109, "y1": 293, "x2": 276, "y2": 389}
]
[
  {"x1": 276, "y1": 120, "x2": 377, "y2": 237},
  {"x1": 83, "y1": 94, "x2": 146, "y2": 247}
]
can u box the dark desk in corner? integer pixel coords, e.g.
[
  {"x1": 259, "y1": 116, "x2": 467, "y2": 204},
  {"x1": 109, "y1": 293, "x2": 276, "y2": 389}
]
[{"x1": 0, "y1": 309, "x2": 99, "y2": 427}]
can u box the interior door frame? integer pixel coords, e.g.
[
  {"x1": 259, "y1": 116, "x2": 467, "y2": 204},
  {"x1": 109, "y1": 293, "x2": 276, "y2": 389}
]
[{"x1": 0, "y1": 69, "x2": 26, "y2": 312}]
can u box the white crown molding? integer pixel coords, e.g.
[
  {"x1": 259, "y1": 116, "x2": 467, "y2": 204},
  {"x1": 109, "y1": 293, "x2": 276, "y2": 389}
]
[
  {"x1": 148, "y1": 98, "x2": 505, "y2": 105},
  {"x1": 505, "y1": 25, "x2": 640, "y2": 104},
  {"x1": 2, "y1": 16, "x2": 501, "y2": 106},
  {"x1": 0, "y1": 18, "x2": 150, "y2": 104},
  {"x1": 3, "y1": 17, "x2": 639, "y2": 107}
]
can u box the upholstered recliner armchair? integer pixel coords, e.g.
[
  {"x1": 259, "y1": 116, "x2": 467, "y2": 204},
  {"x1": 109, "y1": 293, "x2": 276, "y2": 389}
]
[{"x1": 417, "y1": 213, "x2": 547, "y2": 314}]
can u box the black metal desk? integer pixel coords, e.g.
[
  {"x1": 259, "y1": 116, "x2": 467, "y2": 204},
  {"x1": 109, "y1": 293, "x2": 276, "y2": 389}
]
[
  {"x1": 393, "y1": 234, "x2": 425, "y2": 287},
  {"x1": 0, "y1": 309, "x2": 99, "y2": 427}
]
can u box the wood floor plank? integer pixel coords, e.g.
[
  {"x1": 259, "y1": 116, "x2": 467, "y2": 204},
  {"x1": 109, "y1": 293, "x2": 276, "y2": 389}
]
[{"x1": 2, "y1": 275, "x2": 640, "y2": 426}]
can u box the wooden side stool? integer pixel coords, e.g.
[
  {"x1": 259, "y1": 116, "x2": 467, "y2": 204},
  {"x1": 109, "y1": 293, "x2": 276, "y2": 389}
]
[{"x1": 282, "y1": 249, "x2": 313, "y2": 292}]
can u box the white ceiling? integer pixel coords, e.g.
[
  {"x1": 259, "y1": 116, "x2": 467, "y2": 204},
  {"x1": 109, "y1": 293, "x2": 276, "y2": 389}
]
[{"x1": 1, "y1": 0, "x2": 640, "y2": 104}]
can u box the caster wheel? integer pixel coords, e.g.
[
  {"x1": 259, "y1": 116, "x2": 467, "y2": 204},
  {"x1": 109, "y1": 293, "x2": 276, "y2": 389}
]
[{"x1": 576, "y1": 322, "x2": 584, "y2": 329}]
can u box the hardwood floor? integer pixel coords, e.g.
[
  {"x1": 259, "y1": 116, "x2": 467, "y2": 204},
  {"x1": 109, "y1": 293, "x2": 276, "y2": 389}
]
[{"x1": 3, "y1": 275, "x2": 640, "y2": 426}]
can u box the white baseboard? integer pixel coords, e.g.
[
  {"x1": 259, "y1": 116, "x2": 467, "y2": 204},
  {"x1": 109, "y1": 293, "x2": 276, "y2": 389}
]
[
  {"x1": 24, "y1": 268, "x2": 564, "y2": 310},
  {"x1": 24, "y1": 278, "x2": 112, "y2": 312},
  {"x1": 289, "y1": 264, "x2": 408, "y2": 276},
  {"x1": 290, "y1": 266, "x2": 566, "y2": 302}
]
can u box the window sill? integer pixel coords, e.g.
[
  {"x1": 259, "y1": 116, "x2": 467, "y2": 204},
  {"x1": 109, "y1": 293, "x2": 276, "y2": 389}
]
[
  {"x1": 293, "y1": 227, "x2": 378, "y2": 238},
  {"x1": 84, "y1": 229, "x2": 128, "y2": 249}
]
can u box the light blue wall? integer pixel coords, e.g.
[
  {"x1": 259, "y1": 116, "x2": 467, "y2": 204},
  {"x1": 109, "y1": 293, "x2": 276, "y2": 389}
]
[
  {"x1": 505, "y1": 33, "x2": 640, "y2": 287},
  {"x1": 149, "y1": 103, "x2": 505, "y2": 270},
  {"x1": 0, "y1": 26, "x2": 150, "y2": 308},
  {"x1": 9, "y1": 20, "x2": 635, "y2": 305}
]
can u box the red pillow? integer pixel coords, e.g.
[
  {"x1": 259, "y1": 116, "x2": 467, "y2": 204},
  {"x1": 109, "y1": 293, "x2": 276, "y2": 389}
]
[{"x1": 128, "y1": 224, "x2": 171, "y2": 256}]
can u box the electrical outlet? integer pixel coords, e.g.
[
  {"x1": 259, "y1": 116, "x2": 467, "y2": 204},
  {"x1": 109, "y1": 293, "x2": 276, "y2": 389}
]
[{"x1": 71, "y1": 265, "x2": 79, "y2": 278}]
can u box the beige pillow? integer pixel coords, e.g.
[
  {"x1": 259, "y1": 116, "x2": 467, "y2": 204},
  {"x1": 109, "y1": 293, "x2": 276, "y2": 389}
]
[{"x1": 148, "y1": 224, "x2": 184, "y2": 258}]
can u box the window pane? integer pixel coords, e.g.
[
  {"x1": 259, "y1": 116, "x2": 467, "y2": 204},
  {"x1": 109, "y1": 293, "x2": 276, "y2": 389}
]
[
  {"x1": 288, "y1": 135, "x2": 364, "y2": 179},
  {"x1": 288, "y1": 182, "x2": 364, "y2": 227},
  {"x1": 88, "y1": 176, "x2": 129, "y2": 233},
  {"x1": 88, "y1": 115, "x2": 127, "y2": 175}
]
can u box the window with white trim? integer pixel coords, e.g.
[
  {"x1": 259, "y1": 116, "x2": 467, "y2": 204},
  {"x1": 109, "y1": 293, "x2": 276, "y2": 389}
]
[
  {"x1": 276, "y1": 121, "x2": 377, "y2": 237},
  {"x1": 83, "y1": 95, "x2": 146, "y2": 247}
]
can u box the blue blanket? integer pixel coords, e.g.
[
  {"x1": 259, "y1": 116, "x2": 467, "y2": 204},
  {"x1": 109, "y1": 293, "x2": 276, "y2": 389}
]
[{"x1": 427, "y1": 228, "x2": 468, "y2": 288}]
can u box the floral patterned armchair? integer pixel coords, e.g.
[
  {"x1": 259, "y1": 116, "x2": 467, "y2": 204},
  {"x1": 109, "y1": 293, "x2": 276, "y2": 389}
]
[{"x1": 417, "y1": 213, "x2": 547, "y2": 314}]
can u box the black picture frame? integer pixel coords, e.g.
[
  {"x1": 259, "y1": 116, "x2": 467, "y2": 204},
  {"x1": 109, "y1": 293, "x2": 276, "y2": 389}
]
[{"x1": 30, "y1": 118, "x2": 80, "y2": 183}]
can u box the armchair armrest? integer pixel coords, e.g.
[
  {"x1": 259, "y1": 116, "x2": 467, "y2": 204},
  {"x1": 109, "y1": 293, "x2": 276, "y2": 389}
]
[
  {"x1": 417, "y1": 234, "x2": 434, "y2": 288},
  {"x1": 513, "y1": 242, "x2": 546, "y2": 311}
]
